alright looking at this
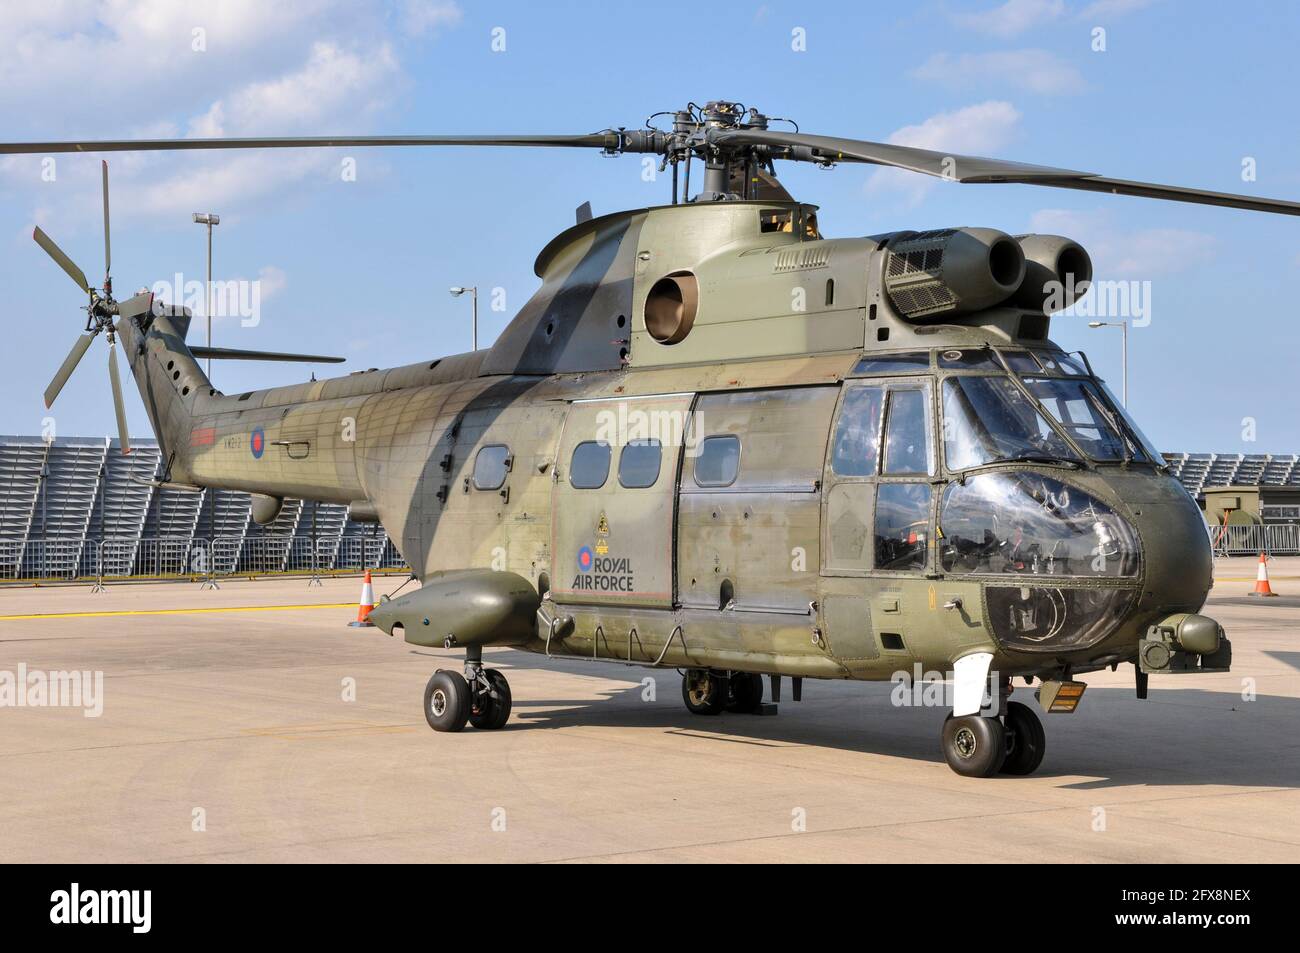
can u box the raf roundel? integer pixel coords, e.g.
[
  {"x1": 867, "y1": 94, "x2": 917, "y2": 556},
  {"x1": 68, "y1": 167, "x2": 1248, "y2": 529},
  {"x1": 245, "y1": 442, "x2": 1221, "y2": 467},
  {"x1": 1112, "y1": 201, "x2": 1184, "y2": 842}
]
[
  {"x1": 250, "y1": 427, "x2": 266, "y2": 459},
  {"x1": 576, "y1": 546, "x2": 594, "y2": 572}
]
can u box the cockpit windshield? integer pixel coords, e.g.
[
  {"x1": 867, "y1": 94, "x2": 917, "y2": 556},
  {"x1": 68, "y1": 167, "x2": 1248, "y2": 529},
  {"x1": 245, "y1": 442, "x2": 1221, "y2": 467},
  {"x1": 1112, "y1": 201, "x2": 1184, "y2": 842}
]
[
  {"x1": 1021, "y1": 377, "x2": 1152, "y2": 463},
  {"x1": 942, "y1": 376, "x2": 1080, "y2": 470}
]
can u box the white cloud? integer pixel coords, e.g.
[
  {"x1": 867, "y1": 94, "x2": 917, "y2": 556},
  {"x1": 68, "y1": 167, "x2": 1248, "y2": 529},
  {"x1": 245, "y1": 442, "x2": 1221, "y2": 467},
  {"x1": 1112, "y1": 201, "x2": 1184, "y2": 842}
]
[
  {"x1": 952, "y1": 0, "x2": 1066, "y2": 38},
  {"x1": 1029, "y1": 208, "x2": 1216, "y2": 277},
  {"x1": 0, "y1": 2, "x2": 452, "y2": 239},
  {"x1": 1076, "y1": 0, "x2": 1157, "y2": 19},
  {"x1": 911, "y1": 50, "x2": 1084, "y2": 95},
  {"x1": 865, "y1": 101, "x2": 1022, "y2": 208},
  {"x1": 197, "y1": 41, "x2": 400, "y2": 134},
  {"x1": 258, "y1": 265, "x2": 288, "y2": 300},
  {"x1": 400, "y1": 0, "x2": 463, "y2": 36}
]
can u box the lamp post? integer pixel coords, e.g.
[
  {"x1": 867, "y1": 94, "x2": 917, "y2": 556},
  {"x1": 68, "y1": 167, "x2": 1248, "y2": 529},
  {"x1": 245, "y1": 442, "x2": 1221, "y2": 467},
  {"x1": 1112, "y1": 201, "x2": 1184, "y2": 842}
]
[
  {"x1": 192, "y1": 212, "x2": 220, "y2": 378},
  {"x1": 449, "y1": 285, "x2": 479, "y2": 351},
  {"x1": 1088, "y1": 319, "x2": 1128, "y2": 407}
]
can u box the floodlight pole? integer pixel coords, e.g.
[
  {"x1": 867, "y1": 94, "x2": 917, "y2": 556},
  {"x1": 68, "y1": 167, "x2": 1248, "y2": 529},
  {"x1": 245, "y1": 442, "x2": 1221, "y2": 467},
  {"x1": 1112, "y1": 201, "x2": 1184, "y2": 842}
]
[
  {"x1": 450, "y1": 285, "x2": 479, "y2": 350},
  {"x1": 192, "y1": 212, "x2": 220, "y2": 378}
]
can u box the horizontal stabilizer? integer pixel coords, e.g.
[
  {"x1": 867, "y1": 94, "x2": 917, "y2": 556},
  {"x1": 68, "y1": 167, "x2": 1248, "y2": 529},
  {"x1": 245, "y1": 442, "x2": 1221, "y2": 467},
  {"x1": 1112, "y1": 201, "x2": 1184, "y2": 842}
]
[{"x1": 188, "y1": 346, "x2": 345, "y2": 364}]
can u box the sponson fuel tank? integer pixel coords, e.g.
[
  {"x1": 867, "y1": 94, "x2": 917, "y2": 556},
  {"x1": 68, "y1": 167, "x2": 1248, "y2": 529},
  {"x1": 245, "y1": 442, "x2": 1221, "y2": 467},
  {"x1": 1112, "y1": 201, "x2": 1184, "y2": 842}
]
[{"x1": 367, "y1": 569, "x2": 541, "y2": 648}]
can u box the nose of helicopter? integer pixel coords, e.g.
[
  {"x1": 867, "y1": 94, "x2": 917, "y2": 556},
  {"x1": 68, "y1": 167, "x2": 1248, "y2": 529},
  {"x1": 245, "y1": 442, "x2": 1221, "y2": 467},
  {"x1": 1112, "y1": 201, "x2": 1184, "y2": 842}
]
[{"x1": 1107, "y1": 472, "x2": 1213, "y2": 615}]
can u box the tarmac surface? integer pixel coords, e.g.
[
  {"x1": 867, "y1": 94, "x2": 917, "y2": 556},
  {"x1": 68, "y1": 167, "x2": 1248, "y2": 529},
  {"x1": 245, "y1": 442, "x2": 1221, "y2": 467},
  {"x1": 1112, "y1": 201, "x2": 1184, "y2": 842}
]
[{"x1": 1, "y1": 557, "x2": 1298, "y2": 863}]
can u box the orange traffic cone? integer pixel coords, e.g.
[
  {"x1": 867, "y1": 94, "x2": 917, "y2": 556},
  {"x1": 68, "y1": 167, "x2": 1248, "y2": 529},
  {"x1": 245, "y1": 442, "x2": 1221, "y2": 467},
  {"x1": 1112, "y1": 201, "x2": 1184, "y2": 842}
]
[
  {"x1": 349, "y1": 570, "x2": 377, "y2": 625},
  {"x1": 1249, "y1": 552, "x2": 1279, "y2": 598}
]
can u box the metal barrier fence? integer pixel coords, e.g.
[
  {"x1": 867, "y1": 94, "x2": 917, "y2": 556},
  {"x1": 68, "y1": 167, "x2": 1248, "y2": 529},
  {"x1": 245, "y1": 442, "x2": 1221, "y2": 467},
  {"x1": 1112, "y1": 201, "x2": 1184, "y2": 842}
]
[
  {"x1": 0, "y1": 535, "x2": 408, "y2": 582},
  {"x1": 1207, "y1": 522, "x2": 1300, "y2": 555}
]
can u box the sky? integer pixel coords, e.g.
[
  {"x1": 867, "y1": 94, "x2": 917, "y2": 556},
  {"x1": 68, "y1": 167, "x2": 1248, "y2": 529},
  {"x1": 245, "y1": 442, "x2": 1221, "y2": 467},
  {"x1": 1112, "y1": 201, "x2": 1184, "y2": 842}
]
[{"x1": 2, "y1": 0, "x2": 1298, "y2": 453}]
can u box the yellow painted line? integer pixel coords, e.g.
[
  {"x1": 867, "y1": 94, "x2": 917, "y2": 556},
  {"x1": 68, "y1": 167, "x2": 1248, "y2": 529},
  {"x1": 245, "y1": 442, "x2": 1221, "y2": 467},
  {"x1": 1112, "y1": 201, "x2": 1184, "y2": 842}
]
[{"x1": 0, "y1": 603, "x2": 354, "y2": 621}]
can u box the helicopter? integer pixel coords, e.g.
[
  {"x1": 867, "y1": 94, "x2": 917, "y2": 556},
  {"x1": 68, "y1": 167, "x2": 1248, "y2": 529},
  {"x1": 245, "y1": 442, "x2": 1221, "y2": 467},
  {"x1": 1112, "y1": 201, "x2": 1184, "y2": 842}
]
[{"x1": 6, "y1": 99, "x2": 1295, "y2": 777}]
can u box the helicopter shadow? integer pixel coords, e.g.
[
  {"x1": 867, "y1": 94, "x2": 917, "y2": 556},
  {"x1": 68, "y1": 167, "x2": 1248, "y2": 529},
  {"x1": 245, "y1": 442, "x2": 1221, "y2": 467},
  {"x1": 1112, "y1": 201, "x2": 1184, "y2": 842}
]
[{"x1": 491, "y1": 651, "x2": 1300, "y2": 791}]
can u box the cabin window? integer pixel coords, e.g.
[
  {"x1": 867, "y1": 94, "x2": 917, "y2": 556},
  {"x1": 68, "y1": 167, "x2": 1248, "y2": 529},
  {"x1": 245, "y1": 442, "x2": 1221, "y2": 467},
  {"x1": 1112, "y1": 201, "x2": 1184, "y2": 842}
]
[
  {"x1": 831, "y1": 385, "x2": 884, "y2": 477},
  {"x1": 874, "y1": 483, "x2": 931, "y2": 571},
  {"x1": 569, "y1": 440, "x2": 611, "y2": 489},
  {"x1": 618, "y1": 439, "x2": 662, "y2": 489},
  {"x1": 694, "y1": 435, "x2": 741, "y2": 487},
  {"x1": 882, "y1": 388, "x2": 933, "y2": 475},
  {"x1": 472, "y1": 445, "x2": 511, "y2": 491}
]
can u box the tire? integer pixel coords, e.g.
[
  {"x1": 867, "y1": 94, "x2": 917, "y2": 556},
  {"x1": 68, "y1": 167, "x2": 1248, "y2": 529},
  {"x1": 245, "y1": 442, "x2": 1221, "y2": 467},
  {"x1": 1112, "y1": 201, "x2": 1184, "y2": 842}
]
[
  {"x1": 941, "y1": 713, "x2": 1006, "y2": 777},
  {"x1": 727, "y1": 672, "x2": 765, "y2": 713},
  {"x1": 1000, "y1": 701, "x2": 1046, "y2": 775},
  {"x1": 424, "y1": 669, "x2": 470, "y2": 732},
  {"x1": 469, "y1": 669, "x2": 512, "y2": 730},
  {"x1": 681, "y1": 670, "x2": 727, "y2": 715}
]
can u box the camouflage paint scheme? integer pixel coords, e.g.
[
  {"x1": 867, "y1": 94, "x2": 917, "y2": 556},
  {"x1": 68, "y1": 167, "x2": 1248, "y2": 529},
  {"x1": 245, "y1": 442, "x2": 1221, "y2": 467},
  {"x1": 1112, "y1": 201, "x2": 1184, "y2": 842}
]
[{"x1": 115, "y1": 198, "x2": 1215, "y2": 687}]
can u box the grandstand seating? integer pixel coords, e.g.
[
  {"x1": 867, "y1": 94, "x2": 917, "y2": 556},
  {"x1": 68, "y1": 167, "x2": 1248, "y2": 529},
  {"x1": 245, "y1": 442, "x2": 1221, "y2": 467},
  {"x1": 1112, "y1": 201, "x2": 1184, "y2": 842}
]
[{"x1": 0, "y1": 436, "x2": 406, "y2": 580}]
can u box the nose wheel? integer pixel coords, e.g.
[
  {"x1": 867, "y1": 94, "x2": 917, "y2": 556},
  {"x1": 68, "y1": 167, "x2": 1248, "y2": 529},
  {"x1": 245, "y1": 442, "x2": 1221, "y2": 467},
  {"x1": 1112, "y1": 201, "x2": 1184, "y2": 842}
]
[
  {"x1": 940, "y1": 701, "x2": 1046, "y2": 777},
  {"x1": 999, "y1": 700, "x2": 1046, "y2": 775},
  {"x1": 423, "y1": 647, "x2": 513, "y2": 732}
]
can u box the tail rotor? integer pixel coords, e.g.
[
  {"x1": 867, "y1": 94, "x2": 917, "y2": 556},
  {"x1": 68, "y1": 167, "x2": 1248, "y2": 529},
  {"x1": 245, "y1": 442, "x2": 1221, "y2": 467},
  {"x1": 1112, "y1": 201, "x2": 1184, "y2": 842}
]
[{"x1": 32, "y1": 159, "x2": 141, "y2": 454}]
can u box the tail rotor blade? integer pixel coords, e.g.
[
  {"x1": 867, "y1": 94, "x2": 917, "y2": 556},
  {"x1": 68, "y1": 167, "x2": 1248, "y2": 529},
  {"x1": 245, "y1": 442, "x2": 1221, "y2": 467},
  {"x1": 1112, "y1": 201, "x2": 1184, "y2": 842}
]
[
  {"x1": 107, "y1": 339, "x2": 131, "y2": 454},
  {"x1": 33, "y1": 226, "x2": 90, "y2": 293},
  {"x1": 101, "y1": 160, "x2": 111, "y2": 286},
  {"x1": 44, "y1": 333, "x2": 96, "y2": 408}
]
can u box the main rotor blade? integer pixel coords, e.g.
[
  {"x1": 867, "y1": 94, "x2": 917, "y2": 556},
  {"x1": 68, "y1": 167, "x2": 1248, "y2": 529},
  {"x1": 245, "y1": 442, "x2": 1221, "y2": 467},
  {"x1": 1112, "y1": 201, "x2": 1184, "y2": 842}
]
[
  {"x1": 0, "y1": 133, "x2": 616, "y2": 155},
  {"x1": 716, "y1": 128, "x2": 1091, "y2": 182},
  {"x1": 33, "y1": 226, "x2": 90, "y2": 293},
  {"x1": 107, "y1": 339, "x2": 131, "y2": 455},
  {"x1": 44, "y1": 333, "x2": 95, "y2": 408},
  {"x1": 188, "y1": 345, "x2": 345, "y2": 364},
  {"x1": 101, "y1": 160, "x2": 111, "y2": 283},
  {"x1": 716, "y1": 129, "x2": 1300, "y2": 217}
]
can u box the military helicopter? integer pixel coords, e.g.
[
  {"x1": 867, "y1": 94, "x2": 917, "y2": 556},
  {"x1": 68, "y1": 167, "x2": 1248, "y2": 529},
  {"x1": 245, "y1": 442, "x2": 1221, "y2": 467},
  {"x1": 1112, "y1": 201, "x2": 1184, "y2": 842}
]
[{"x1": 7, "y1": 100, "x2": 1295, "y2": 777}]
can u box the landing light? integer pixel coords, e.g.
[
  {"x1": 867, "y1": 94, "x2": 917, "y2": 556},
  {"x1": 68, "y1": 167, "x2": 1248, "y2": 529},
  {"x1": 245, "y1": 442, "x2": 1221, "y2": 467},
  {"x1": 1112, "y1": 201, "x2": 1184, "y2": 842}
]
[{"x1": 1038, "y1": 680, "x2": 1087, "y2": 713}]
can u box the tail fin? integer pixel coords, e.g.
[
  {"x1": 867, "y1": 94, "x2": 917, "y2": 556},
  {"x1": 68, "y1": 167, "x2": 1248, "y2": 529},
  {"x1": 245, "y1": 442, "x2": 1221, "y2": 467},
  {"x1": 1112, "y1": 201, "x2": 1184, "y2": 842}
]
[{"x1": 116, "y1": 300, "x2": 208, "y2": 477}]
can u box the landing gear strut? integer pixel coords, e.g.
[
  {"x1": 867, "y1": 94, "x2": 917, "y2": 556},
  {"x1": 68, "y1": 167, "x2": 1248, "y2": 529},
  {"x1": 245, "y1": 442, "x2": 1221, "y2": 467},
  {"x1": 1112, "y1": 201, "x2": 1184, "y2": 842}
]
[{"x1": 423, "y1": 646, "x2": 512, "y2": 732}]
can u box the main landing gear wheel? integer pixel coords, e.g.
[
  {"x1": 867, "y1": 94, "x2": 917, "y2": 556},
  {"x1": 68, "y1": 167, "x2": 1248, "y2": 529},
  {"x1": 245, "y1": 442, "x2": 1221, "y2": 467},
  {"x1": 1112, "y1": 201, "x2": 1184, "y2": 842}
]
[
  {"x1": 682, "y1": 669, "x2": 727, "y2": 715},
  {"x1": 999, "y1": 700, "x2": 1046, "y2": 775},
  {"x1": 726, "y1": 672, "x2": 765, "y2": 713},
  {"x1": 942, "y1": 713, "x2": 1006, "y2": 778},
  {"x1": 424, "y1": 670, "x2": 471, "y2": 732},
  {"x1": 469, "y1": 668, "x2": 512, "y2": 730}
]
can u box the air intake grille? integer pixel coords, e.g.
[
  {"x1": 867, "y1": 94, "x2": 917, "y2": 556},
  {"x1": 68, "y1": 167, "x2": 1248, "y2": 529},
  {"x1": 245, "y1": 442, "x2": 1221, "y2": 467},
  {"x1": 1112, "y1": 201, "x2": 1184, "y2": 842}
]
[
  {"x1": 774, "y1": 245, "x2": 833, "y2": 273},
  {"x1": 883, "y1": 229, "x2": 960, "y2": 318}
]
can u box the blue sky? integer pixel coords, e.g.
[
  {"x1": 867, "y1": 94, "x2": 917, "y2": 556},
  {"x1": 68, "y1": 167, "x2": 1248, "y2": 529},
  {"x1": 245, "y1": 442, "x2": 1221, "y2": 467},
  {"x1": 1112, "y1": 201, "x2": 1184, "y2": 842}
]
[{"x1": 2, "y1": 0, "x2": 1298, "y2": 453}]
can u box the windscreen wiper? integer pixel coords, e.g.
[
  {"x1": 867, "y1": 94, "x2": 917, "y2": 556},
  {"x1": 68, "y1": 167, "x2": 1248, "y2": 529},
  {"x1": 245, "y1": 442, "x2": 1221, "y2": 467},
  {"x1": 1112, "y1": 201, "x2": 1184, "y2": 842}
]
[{"x1": 1004, "y1": 453, "x2": 1082, "y2": 469}]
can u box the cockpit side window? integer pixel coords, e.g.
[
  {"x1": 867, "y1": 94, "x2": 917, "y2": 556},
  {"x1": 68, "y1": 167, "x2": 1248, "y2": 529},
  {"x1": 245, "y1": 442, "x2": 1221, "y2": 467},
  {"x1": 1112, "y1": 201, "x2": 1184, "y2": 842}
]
[
  {"x1": 831, "y1": 385, "x2": 884, "y2": 476},
  {"x1": 883, "y1": 388, "x2": 933, "y2": 475}
]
